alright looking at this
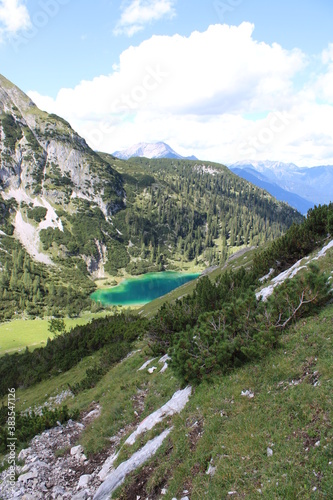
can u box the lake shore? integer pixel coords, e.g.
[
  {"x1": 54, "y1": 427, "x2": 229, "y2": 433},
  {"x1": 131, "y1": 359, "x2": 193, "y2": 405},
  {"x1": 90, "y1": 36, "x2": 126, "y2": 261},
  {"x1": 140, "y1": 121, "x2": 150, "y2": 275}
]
[{"x1": 91, "y1": 270, "x2": 201, "y2": 307}]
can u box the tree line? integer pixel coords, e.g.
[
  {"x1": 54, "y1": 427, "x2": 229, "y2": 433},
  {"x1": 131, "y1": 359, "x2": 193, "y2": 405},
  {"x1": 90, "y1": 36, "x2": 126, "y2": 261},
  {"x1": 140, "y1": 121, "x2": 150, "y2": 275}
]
[{"x1": 148, "y1": 203, "x2": 333, "y2": 383}]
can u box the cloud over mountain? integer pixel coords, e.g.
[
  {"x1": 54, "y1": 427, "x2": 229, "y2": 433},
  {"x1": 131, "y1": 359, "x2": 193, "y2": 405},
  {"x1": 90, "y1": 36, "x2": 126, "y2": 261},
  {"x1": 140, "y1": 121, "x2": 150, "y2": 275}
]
[{"x1": 28, "y1": 22, "x2": 333, "y2": 166}]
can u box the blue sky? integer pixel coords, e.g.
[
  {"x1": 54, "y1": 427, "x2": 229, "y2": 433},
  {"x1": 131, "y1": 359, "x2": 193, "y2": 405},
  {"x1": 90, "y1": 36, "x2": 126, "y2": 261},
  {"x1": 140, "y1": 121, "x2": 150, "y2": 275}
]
[{"x1": 1, "y1": 0, "x2": 333, "y2": 166}]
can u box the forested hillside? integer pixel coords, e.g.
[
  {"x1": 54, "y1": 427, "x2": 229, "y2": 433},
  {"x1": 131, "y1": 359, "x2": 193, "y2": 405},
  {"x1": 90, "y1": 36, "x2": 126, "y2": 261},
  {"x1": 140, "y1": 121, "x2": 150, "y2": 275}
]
[
  {"x1": 0, "y1": 154, "x2": 303, "y2": 322},
  {"x1": 1, "y1": 204, "x2": 332, "y2": 499},
  {"x1": 1, "y1": 204, "x2": 331, "y2": 397},
  {"x1": 0, "y1": 74, "x2": 303, "y2": 323},
  {"x1": 99, "y1": 155, "x2": 302, "y2": 275},
  {"x1": 0, "y1": 197, "x2": 95, "y2": 321}
]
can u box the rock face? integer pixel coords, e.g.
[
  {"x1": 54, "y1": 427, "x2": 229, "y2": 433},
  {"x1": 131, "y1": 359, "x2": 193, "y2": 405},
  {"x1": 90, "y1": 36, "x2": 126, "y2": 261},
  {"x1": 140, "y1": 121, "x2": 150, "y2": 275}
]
[
  {"x1": 0, "y1": 74, "x2": 124, "y2": 270},
  {"x1": 93, "y1": 428, "x2": 172, "y2": 500},
  {"x1": 0, "y1": 419, "x2": 89, "y2": 499},
  {"x1": 0, "y1": 74, "x2": 123, "y2": 215},
  {"x1": 0, "y1": 386, "x2": 192, "y2": 500},
  {"x1": 82, "y1": 240, "x2": 108, "y2": 278}
]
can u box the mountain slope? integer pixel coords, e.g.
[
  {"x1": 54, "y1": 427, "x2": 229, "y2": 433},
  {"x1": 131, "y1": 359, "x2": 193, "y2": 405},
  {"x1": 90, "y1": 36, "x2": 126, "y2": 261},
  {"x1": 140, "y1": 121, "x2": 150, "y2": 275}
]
[
  {"x1": 0, "y1": 73, "x2": 125, "y2": 271},
  {"x1": 0, "y1": 74, "x2": 124, "y2": 319},
  {"x1": 0, "y1": 74, "x2": 304, "y2": 321},
  {"x1": 231, "y1": 166, "x2": 313, "y2": 214},
  {"x1": 113, "y1": 141, "x2": 197, "y2": 160},
  {"x1": 99, "y1": 154, "x2": 303, "y2": 275},
  {"x1": 0, "y1": 74, "x2": 124, "y2": 215},
  {"x1": 230, "y1": 160, "x2": 333, "y2": 207},
  {"x1": 1, "y1": 221, "x2": 332, "y2": 499}
]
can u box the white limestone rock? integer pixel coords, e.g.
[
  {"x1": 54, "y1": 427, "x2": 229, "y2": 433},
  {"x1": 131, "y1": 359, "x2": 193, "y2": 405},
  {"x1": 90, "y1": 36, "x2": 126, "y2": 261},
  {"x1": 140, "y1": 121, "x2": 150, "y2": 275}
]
[
  {"x1": 77, "y1": 474, "x2": 91, "y2": 490},
  {"x1": 93, "y1": 429, "x2": 172, "y2": 500},
  {"x1": 125, "y1": 387, "x2": 192, "y2": 445}
]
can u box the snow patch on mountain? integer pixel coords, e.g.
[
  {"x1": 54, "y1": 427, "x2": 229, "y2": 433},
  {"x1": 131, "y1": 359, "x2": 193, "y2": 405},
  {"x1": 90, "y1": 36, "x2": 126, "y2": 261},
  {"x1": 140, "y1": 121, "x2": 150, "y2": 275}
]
[
  {"x1": 2, "y1": 190, "x2": 61, "y2": 229},
  {"x1": 2, "y1": 187, "x2": 35, "y2": 206},
  {"x1": 230, "y1": 160, "x2": 300, "y2": 176},
  {"x1": 113, "y1": 142, "x2": 197, "y2": 161},
  {"x1": 38, "y1": 197, "x2": 63, "y2": 232},
  {"x1": 2, "y1": 188, "x2": 63, "y2": 264}
]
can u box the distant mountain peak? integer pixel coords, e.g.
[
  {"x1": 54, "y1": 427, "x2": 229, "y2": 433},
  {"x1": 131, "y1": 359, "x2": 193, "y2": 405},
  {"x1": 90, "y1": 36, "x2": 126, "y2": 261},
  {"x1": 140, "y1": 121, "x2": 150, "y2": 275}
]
[
  {"x1": 229, "y1": 159, "x2": 333, "y2": 212},
  {"x1": 230, "y1": 159, "x2": 300, "y2": 172},
  {"x1": 113, "y1": 142, "x2": 197, "y2": 161}
]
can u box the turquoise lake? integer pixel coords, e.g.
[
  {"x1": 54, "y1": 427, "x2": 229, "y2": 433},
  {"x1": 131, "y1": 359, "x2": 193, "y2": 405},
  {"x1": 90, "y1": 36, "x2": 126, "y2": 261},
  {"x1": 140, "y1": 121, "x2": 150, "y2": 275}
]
[{"x1": 91, "y1": 271, "x2": 201, "y2": 306}]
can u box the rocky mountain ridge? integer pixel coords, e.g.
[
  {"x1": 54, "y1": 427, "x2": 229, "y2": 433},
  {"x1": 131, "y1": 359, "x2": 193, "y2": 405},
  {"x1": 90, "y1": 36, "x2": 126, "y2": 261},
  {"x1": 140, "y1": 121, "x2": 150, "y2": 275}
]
[
  {"x1": 0, "y1": 74, "x2": 123, "y2": 212},
  {"x1": 230, "y1": 166, "x2": 313, "y2": 215},
  {"x1": 113, "y1": 141, "x2": 197, "y2": 160},
  {"x1": 229, "y1": 160, "x2": 333, "y2": 208},
  {"x1": 0, "y1": 73, "x2": 124, "y2": 266}
]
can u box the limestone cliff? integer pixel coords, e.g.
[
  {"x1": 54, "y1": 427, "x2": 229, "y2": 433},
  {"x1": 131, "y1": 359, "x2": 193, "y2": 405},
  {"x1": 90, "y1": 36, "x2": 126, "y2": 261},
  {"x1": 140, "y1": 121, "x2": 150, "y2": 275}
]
[
  {"x1": 0, "y1": 74, "x2": 123, "y2": 214},
  {"x1": 0, "y1": 74, "x2": 124, "y2": 269}
]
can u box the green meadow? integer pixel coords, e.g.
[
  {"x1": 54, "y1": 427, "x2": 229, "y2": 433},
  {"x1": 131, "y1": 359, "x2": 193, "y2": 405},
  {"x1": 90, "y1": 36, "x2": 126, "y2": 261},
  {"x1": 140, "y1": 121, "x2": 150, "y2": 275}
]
[{"x1": 0, "y1": 311, "x2": 109, "y2": 356}]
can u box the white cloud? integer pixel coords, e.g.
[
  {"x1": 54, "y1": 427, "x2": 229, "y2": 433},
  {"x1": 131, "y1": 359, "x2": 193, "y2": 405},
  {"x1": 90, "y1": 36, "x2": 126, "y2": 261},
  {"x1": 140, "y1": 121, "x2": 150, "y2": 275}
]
[
  {"x1": 28, "y1": 23, "x2": 333, "y2": 167},
  {"x1": 114, "y1": 0, "x2": 176, "y2": 37},
  {"x1": 314, "y1": 43, "x2": 333, "y2": 104},
  {"x1": 0, "y1": 0, "x2": 31, "y2": 41}
]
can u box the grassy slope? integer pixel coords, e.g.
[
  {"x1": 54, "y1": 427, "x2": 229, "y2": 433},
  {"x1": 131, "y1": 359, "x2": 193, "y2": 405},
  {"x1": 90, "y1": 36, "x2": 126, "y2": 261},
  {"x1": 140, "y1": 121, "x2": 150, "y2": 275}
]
[
  {"x1": 0, "y1": 311, "x2": 110, "y2": 356},
  {"x1": 130, "y1": 303, "x2": 331, "y2": 499},
  {"x1": 5, "y1": 300, "x2": 332, "y2": 498},
  {"x1": 1, "y1": 245, "x2": 332, "y2": 499}
]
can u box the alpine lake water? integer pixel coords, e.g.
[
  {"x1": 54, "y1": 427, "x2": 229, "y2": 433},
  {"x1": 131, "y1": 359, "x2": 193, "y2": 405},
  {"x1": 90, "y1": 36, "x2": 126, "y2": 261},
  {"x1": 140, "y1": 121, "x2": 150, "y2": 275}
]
[{"x1": 91, "y1": 271, "x2": 201, "y2": 306}]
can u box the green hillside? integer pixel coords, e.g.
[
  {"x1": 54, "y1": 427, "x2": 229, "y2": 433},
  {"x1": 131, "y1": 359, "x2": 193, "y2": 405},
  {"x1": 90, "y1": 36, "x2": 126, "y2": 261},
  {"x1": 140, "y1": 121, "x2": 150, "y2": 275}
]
[
  {"x1": 101, "y1": 155, "x2": 302, "y2": 274},
  {"x1": 0, "y1": 205, "x2": 332, "y2": 499},
  {"x1": 0, "y1": 153, "x2": 303, "y2": 322},
  {"x1": 0, "y1": 75, "x2": 306, "y2": 324}
]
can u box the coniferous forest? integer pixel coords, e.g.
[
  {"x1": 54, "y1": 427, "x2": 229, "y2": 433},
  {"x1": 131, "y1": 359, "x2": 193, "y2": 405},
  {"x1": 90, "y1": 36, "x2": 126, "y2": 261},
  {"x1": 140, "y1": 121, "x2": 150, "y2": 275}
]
[
  {"x1": 0, "y1": 203, "x2": 331, "y2": 398},
  {"x1": 0, "y1": 154, "x2": 303, "y2": 322}
]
